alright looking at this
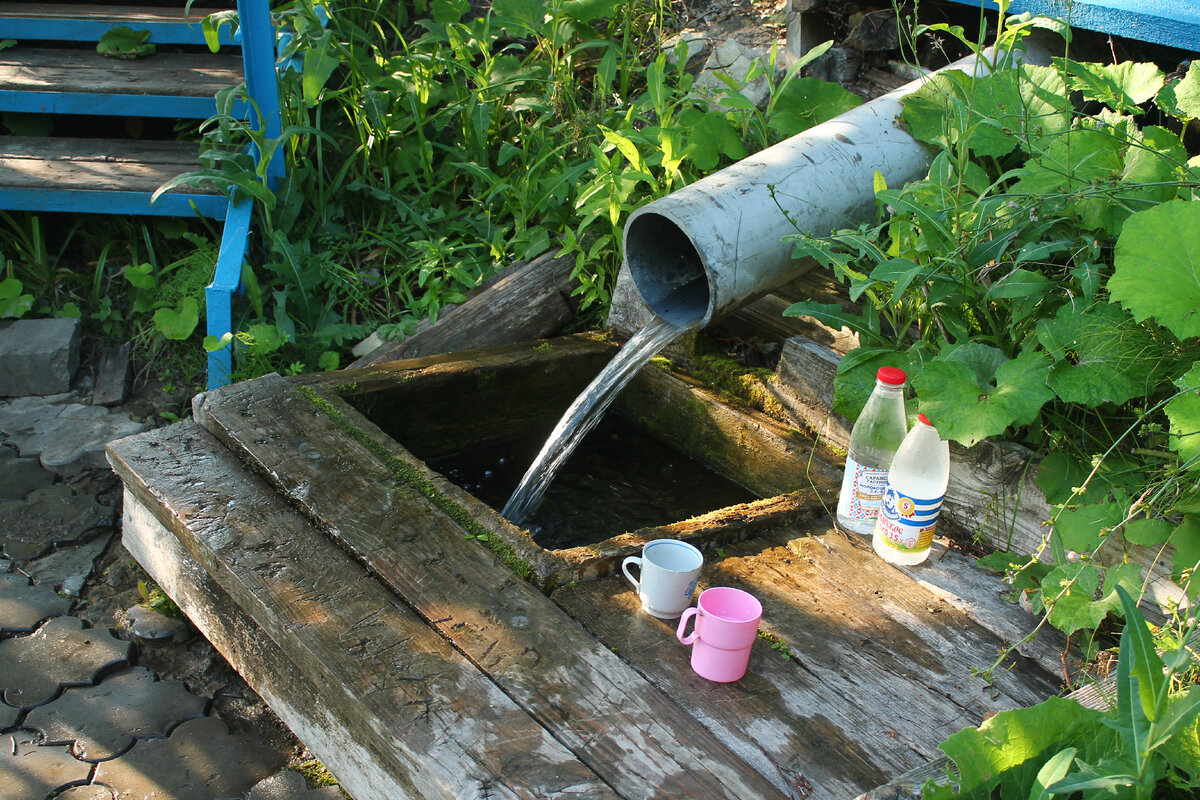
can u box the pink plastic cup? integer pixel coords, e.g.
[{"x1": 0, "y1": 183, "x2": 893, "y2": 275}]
[{"x1": 675, "y1": 586, "x2": 763, "y2": 683}]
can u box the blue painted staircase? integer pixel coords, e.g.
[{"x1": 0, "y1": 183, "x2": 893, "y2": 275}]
[{"x1": 0, "y1": 1, "x2": 285, "y2": 388}]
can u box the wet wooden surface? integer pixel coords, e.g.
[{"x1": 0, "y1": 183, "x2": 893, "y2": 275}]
[
  {"x1": 108, "y1": 360, "x2": 1072, "y2": 800},
  {"x1": 193, "y1": 374, "x2": 789, "y2": 800}
]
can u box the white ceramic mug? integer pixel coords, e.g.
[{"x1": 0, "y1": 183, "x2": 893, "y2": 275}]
[{"x1": 621, "y1": 539, "x2": 703, "y2": 618}]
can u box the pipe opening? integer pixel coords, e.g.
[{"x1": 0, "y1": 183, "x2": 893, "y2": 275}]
[{"x1": 624, "y1": 212, "x2": 711, "y2": 327}]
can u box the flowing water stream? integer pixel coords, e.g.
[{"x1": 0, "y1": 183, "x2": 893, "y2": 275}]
[{"x1": 502, "y1": 314, "x2": 695, "y2": 525}]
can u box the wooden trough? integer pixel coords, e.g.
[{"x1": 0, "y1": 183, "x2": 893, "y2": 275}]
[{"x1": 108, "y1": 333, "x2": 1073, "y2": 800}]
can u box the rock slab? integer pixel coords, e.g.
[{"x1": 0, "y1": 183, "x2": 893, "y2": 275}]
[{"x1": 0, "y1": 318, "x2": 81, "y2": 397}]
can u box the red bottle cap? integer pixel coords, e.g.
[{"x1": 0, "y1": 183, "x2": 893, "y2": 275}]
[
  {"x1": 876, "y1": 366, "x2": 906, "y2": 385},
  {"x1": 918, "y1": 413, "x2": 932, "y2": 426}
]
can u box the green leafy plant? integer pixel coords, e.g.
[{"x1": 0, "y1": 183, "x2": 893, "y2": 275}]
[
  {"x1": 782, "y1": 25, "x2": 1200, "y2": 642},
  {"x1": 0, "y1": 277, "x2": 33, "y2": 318},
  {"x1": 923, "y1": 588, "x2": 1200, "y2": 799},
  {"x1": 97, "y1": 26, "x2": 155, "y2": 59}
]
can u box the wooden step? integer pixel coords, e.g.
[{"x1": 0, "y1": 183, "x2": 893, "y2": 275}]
[
  {"x1": 0, "y1": 47, "x2": 242, "y2": 118},
  {"x1": 0, "y1": 136, "x2": 226, "y2": 217},
  {"x1": 0, "y1": 4, "x2": 233, "y2": 45}
]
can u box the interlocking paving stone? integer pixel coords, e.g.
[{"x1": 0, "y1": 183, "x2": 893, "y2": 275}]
[
  {"x1": 54, "y1": 785, "x2": 117, "y2": 800},
  {"x1": 0, "y1": 731, "x2": 92, "y2": 800},
  {"x1": 0, "y1": 573, "x2": 72, "y2": 633},
  {"x1": 0, "y1": 485, "x2": 115, "y2": 560},
  {"x1": 0, "y1": 445, "x2": 54, "y2": 501},
  {"x1": 24, "y1": 534, "x2": 111, "y2": 596},
  {"x1": 1, "y1": 698, "x2": 17, "y2": 728},
  {"x1": 25, "y1": 667, "x2": 207, "y2": 761},
  {"x1": 248, "y1": 769, "x2": 345, "y2": 800},
  {"x1": 94, "y1": 715, "x2": 286, "y2": 800},
  {"x1": 0, "y1": 616, "x2": 130, "y2": 709},
  {"x1": 0, "y1": 401, "x2": 146, "y2": 474}
]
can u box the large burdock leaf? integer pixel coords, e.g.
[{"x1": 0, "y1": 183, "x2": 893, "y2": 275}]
[
  {"x1": 1166, "y1": 361, "x2": 1200, "y2": 470},
  {"x1": 914, "y1": 351, "x2": 1054, "y2": 447},
  {"x1": 900, "y1": 64, "x2": 1069, "y2": 158},
  {"x1": 1058, "y1": 58, "x2": 1164, "y2": 114},
  {"x1": 922, "y1": 696, "x2": 1114, "y2": 800},
  {"x1": 1109, "y1": 200, "x2": 1200, "y2": 340},
  {"x1": 1036, "y1": 302, "x2": 1162, "y2": 406}
]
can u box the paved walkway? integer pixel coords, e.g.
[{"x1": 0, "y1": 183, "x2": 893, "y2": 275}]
[{"x1": 1, "y1": 319, "x2": 345, "y2": 800}]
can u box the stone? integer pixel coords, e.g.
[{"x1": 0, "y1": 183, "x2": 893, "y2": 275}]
[
  {"x1": 693, "y1": 39, "x2": 772, "y2": 108},
  {"x1": 0, "y1": 485, "x2": 115, "y2": 560},
  {"x1": 94, "y1": 716, "x2": 286, "y2": 800},
  {"x1": 662, "y1": 29, "x2": 713, "y2": 71},
  {"x1": 0, "y1": 615, "x2": 130, "y2": 709},
  {"x1": 25, "y1": 533, "x2": 112, "y2": 596},
  {"x1": 0, "y1": 318, "x2": 81, "y2": 397},
  {"x1": 91, "y1": 343, "x2": 132, "y2": 407},
  {"x1": 0, "y1": 732, "x2": 92, "y2": 800},
  {"x1": 0, "y1": 572, "x2": 72, "y2": 632},
  {"x1": 0, "y1": 444, "x2": 55, "y2": 501},
  {"x1": 25, "y1": 667, "x2": 207, "y2": 761},
  {"x1": 0, "y1": 402, "x2": 146, "y2": 474},
  {"x1": 126, "y1": 605, "x2": 186, "y2": 642},
  {"x1": 248, "y1": 769, "x2": 345, "y2": 800}
]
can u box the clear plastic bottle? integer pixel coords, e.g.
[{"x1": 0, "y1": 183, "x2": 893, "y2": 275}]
[
  {"x1": 872, "y1": 413, "x2": 950, "y2": 566},
  {"x1": 836, "y1": 366, "x2": 908, "y2": 535}
]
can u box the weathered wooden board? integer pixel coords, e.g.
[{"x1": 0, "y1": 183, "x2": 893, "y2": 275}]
[
  {"x1": 108, "y1": 421, "x2": 618, "y2": 800},
  {"x1": 0, "y1": 137, "x2": 218, "y2": 195},
  {"x1": 555, "y1": 529, "x2": 1065, "y2": 800},
  {"x1": 353, "y1": 251, "x2": 576, "y2": 367},
  {"x1": 0, "y1": 4, "x2": 220, "y2": 24},
  {"x1": 613, "y1": 360, "x2": 844, "y2": 498},
  {"x1": 192, "y1": 374, "x2": 791, "y2": 800},
  {"x1": 0, "y1": 48, "x2": 242, "y2": 97},
  {"x1": 323, "y1": 334, "x2": 615, "y2": 460}
]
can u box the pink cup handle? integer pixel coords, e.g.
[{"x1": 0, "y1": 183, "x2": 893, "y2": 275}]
[
  {"x1": 676, "y1": 607, "x2": 700, "y2": 645},
  {"x1": 621, "y1": 556, "x2": 641, "y2": 590}
]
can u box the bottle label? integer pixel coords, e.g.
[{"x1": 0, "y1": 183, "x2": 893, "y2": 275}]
[
  {"x1": 839, "y1": 457, "x2": 890, "y2": 522},
  {"x1": 875, "y1": 484, "x2": 943, "y2": 553}
]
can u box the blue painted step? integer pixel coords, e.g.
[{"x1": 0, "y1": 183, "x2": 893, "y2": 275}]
[
  {"x1": 943, "y1": 0, "x2": 1200, "y2": 51},
  {"x1": 0, "y1": 3, "x2": 237, "y2": 46}
]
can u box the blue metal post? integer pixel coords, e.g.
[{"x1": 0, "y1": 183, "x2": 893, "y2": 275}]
[
  {"x1": 207, "y1": 197, "x2": 254, "y2": 389},
  {"x1": 238, "y1": 0, "x2": 286, "y2": 185}
]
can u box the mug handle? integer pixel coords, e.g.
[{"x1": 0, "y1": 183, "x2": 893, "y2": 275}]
[
  {"x1": 621, "y1": 556, "x2": 642, "y2": 590},
  {"x1": 676, "y1": 607, "x2": 700, "y2": 645}
]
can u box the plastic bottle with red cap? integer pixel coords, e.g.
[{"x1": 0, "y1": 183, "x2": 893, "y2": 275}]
[
  {"x1": 835, "y1": 366, "x2": 908, "y2": 535},
  {"x1": 872, "y1": 413, "x2": 950, "y2": 566}
]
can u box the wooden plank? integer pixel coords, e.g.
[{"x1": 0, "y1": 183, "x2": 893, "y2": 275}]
[
  {"x1": 613, "y1": 360, "x2": 845, "y2": 498},
  {"x1": 0, "y1": 48, "x2": 242, "y2": 98},
  {"x1": 0, "y1": 4, "x2": 222, "y2": 24},
  {"x1": 107, "y1": 421, "x2": 618, "y2": 800},
  {"x1": 555, "y1": 529, "x2": 1066, "y2": 800},
  {"x1": 0, "y1": 137, "x2": 219, "y2": 195},
  {"x1": 353, "y1": 252, "x2": 577, "y2": 367},
  {"x1": 192, "y1": 374, "x2": 792, "y2": 800}
]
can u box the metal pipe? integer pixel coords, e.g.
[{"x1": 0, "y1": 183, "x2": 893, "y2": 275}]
[{"x1": 622, "y1": 47, "x2": 1049, "y2": 327}]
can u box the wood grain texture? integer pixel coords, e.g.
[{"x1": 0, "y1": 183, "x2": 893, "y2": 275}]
[
  {"x1": 192, "y1": 374, "x2": 790, "y2": 800},
  {"x1": 555, "y1": 529, "x2": 1065, "y2": 800},
  {"x1": 0, "y1": 5, "x2": 221, "y2": 23},
  {"x1": 0, "y1": 48, "x2": 242, "y2": 97},
  {"x1": 108, "y1": 421, "x2": 617, "y2": 800},
  {"x1": 0, "y1": 137, "x2": 218, "y2": 194},
  {"x1": 353, "y1": 251, "x2": 576, "y2": 367}
]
